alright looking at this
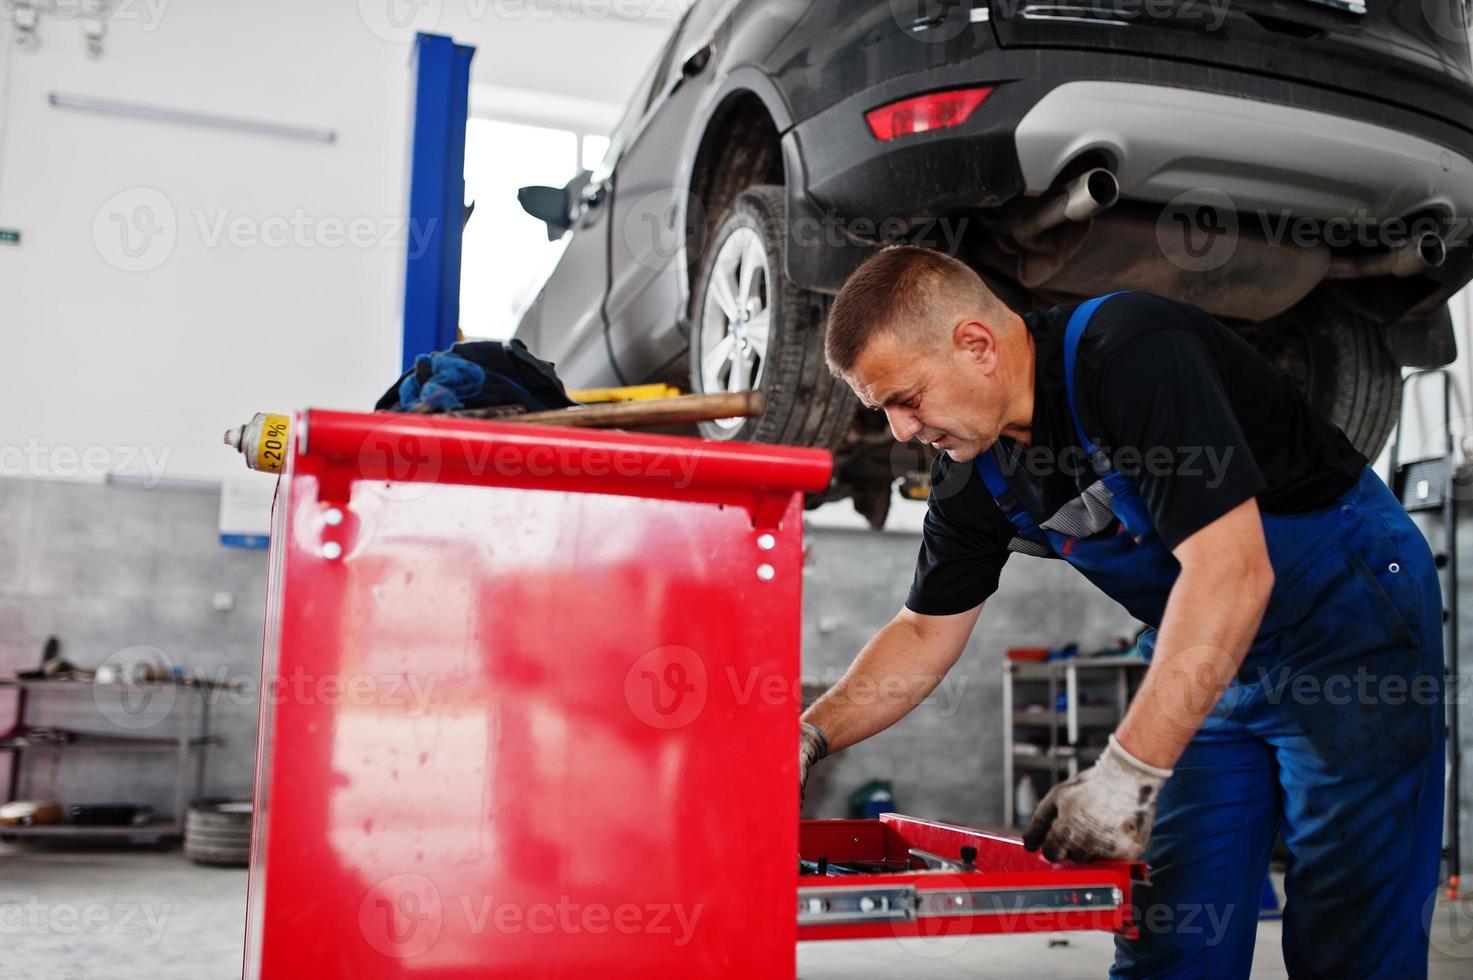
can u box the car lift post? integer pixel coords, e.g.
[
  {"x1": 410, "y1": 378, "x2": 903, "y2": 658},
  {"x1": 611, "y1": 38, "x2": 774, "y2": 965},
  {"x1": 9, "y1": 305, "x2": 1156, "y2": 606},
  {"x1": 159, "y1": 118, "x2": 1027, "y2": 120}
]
[{"x1": 402, "y1": 32, "x2": 475, "y2": 372}]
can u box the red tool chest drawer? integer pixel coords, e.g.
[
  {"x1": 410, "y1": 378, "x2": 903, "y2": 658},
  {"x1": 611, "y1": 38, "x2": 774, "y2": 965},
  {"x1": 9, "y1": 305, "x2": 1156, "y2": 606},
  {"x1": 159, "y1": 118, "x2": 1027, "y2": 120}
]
[
  {"x1": 243, "y1": 409, "x2": 1142, "y2": 977},
  {"x1": 799, "y1": 815, "x2": 1142, "y2": 942}
]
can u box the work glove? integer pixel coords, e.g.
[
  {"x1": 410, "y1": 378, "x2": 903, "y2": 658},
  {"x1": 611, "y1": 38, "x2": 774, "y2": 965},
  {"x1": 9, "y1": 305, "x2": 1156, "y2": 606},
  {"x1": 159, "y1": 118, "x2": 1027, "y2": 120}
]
[
  {"x1": 1022, "y1": 733, "x2": 1172, "y2": 863},
  {"x1": 799, "y1": 722, "x2": 829, "y2": 801}
]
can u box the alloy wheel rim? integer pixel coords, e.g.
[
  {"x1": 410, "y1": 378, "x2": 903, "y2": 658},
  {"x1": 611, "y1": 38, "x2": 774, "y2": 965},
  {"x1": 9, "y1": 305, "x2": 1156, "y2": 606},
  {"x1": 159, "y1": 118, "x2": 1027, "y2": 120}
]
[{"x1": 698, "y1": 226, "x2": 770, "y2": 430}]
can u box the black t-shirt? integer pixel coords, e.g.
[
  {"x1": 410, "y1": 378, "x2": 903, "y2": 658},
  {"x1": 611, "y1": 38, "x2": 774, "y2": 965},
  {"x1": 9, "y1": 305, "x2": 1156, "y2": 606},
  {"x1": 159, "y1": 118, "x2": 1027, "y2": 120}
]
[{"x1": 905, "y1": 292, "x2": 1367, "y2": 617}]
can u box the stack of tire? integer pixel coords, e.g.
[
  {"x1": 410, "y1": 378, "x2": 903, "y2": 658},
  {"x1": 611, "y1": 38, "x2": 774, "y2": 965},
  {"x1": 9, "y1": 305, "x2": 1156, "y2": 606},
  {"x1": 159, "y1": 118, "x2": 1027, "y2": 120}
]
[{"x1": 184, "y1": 800, "x2": 252, "y2": 867}]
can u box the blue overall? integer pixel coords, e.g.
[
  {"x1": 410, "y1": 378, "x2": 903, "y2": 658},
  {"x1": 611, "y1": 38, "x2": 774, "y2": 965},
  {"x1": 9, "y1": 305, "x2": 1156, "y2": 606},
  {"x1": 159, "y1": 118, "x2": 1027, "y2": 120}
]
[{"x1": 977, "y1": 294, "x2": 1446, "y2": 977}]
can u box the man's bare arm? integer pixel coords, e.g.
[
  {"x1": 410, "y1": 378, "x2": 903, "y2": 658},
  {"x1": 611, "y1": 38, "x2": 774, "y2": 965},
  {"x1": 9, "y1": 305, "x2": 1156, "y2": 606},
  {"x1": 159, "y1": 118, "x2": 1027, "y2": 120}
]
[
  {"x1": 1114, "y1": 497, "x2": 1275, "y2": 769},
  {"x1": 801, "y1": 604, "x2": 983, "y2": 753}
]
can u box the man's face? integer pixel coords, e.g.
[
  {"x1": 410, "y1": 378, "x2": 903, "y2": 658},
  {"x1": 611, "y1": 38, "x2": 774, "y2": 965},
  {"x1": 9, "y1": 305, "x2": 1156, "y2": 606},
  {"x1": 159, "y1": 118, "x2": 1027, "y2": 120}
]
[{"x1": 844, "y1": 323, "x2": 1010, "y2": 463}]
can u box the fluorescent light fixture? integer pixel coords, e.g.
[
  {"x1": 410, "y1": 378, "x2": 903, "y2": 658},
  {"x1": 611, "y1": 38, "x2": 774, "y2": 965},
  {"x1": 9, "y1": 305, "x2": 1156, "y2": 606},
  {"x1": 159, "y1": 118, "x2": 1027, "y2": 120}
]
[{"x1": 49, "y1": 92, "x2": 337, "y2": 144}]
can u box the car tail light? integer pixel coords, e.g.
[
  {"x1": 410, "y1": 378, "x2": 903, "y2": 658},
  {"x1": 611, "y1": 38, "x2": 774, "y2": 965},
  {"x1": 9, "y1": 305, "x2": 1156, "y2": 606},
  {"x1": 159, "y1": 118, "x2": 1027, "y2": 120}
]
[{"x1": 864, "y1": 87, "x2": 994, "y2": 142}]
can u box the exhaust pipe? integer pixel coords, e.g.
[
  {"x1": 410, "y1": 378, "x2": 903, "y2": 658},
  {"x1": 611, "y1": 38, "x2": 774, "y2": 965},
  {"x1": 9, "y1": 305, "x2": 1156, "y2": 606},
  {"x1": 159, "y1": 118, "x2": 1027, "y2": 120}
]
[
  {"x1": 1011, "y1": 168, "x2": 1120, "y2": 245},
  {"x1": 1327, "y1": 231, "x2": 1447, "y2": 279}
]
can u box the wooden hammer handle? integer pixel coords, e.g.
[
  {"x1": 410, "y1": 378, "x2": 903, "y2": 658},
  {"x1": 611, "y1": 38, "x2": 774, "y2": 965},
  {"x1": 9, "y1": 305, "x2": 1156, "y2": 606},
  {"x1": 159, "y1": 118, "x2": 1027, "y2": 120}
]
[{"x1": 450, "y1": 391, "x2": 766, "y2": 429}]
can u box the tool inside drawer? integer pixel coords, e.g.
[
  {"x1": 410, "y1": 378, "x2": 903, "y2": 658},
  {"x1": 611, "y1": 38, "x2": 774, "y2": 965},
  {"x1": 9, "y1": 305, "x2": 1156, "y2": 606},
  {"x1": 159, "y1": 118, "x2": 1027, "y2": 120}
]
[{"x1": 797, "y1": 814, "x2": 1144, "y2": 941}]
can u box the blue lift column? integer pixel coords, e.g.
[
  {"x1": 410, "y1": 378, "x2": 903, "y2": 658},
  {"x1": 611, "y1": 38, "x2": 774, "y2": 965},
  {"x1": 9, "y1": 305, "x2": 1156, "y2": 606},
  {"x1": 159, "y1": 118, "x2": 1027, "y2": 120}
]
[{"x1": 402, "y1": 33, "x2": 476, "y2": 372}]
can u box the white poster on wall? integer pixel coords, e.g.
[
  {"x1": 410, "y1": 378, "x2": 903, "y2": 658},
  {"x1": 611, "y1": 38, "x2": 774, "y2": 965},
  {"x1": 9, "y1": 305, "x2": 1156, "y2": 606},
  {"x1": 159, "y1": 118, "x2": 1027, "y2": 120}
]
[{"x1": 219, "y1": 476, "x2": 276, "y2": 549}]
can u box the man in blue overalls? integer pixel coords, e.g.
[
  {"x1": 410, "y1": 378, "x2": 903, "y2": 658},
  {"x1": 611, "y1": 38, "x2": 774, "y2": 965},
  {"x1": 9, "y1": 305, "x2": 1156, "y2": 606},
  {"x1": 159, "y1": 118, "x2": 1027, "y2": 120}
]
[{"x1": 799, "y1": 245, "x2": 1445, "y2": 977}]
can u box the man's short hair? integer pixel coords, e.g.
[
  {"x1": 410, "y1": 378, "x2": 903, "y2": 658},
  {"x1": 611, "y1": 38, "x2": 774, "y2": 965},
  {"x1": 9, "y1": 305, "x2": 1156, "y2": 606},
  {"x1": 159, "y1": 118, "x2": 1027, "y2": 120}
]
[{"x1": 825, "y1": 245, "x2": 1008, "y2": 375}]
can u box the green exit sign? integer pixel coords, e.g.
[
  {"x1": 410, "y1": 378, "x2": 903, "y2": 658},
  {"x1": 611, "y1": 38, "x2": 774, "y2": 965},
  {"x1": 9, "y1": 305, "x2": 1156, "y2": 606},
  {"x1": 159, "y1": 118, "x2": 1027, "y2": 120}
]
[{"x1": 0, "y1": 229, "x2": 19, "y2": 246}]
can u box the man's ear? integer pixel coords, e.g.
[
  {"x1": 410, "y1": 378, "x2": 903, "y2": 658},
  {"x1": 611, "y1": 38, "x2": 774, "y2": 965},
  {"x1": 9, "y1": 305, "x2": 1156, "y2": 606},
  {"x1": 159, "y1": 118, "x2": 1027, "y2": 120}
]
[{"x1": 953, "y1": 319, "x2": 997, "y2": 371}]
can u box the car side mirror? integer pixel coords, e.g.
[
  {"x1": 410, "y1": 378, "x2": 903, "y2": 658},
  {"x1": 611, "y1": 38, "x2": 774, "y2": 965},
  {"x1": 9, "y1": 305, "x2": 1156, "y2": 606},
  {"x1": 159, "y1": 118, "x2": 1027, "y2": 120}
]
[{"x1": 518, "y1": 184, "x2": 573, "y2": 241}]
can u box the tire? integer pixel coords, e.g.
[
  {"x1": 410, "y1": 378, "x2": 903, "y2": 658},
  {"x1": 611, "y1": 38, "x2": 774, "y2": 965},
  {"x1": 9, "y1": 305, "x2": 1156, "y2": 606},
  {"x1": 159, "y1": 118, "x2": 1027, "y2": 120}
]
[
  {"x1": 1238, "y1": 297, "x2": 1402, "y2": 461},
  {"x1": 184, "y1": 800, "x2": 252, "y2": 868},
  {"x1": 689, "y1": 185, "x2": 855, "y2": 450}
]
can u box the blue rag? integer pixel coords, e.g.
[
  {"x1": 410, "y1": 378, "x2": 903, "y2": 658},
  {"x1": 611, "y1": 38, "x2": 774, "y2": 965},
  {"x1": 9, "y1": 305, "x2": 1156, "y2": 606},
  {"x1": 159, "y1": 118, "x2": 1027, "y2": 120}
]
[{"x1": 395, "y1": 352, "x2": 487, "y2": 413}]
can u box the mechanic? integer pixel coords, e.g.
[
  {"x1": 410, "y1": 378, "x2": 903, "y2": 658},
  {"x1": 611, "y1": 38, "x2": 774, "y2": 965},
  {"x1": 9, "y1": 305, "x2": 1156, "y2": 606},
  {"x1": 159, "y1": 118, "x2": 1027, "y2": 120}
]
[{"x1": 799, "y1": 245, "x2": 1446, "y2": 978}]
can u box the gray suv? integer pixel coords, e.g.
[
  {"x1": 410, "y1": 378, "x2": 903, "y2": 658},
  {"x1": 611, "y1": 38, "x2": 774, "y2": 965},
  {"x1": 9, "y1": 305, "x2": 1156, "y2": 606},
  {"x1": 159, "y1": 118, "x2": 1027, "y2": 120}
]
[{"x1": 514, "y1": 0, "x2": 1473, "y2": 524}]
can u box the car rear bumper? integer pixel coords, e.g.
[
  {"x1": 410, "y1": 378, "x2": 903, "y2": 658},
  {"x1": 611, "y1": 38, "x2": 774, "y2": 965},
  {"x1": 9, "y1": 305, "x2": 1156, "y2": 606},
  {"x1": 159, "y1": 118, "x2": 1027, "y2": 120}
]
[
  {"x1": 1013, "y1": 81, "x2": 1473, "y2": 222},
  {"x1": 791, "y1": 47, "x2": 1473, "y2": 220}
]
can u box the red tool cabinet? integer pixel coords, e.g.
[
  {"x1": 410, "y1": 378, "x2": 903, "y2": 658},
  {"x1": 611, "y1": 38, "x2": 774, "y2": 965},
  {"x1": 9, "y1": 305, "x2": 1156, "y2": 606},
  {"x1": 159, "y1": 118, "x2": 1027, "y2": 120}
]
[{"x1": 245, "y1": 409, "x2": 1142, "y2": 978}]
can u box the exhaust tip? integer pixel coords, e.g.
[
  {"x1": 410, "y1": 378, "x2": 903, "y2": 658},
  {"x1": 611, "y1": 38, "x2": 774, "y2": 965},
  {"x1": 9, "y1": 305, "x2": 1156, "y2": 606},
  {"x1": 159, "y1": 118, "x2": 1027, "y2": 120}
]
[
  {"x1": 1417, "y1": 232, "x2": 1446, "y2": 270},
  {"x1": 1083, "y1": 168, "x2": 1120, "y2": 210}
]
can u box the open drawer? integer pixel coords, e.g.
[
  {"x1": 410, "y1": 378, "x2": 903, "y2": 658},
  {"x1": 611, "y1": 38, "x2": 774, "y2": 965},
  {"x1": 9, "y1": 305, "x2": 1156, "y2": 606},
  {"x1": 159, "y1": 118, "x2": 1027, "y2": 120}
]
[{"x1": 798, "y1": 814, "x2": 1145, "y2": 941}]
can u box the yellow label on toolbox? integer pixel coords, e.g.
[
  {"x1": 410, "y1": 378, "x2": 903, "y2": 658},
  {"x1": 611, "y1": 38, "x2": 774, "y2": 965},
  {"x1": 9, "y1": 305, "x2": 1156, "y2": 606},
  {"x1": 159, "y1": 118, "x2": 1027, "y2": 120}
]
[{"x1": 255, "y1": 414, "x2": 292, "y2": 473}]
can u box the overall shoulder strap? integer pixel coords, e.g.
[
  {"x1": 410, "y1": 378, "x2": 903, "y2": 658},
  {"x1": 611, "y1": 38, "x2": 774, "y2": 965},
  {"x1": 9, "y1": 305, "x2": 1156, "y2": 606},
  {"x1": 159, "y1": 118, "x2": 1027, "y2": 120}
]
[
  {"x1": 1061, "y1": 292, "x2": 1127, "y2": 462},
  {"x1": 1061, "y1": 292, "x2": 1156, "y2": 539},
  {"x1": 974, "y1": 449, "x2": 1051, "y2": 552}
]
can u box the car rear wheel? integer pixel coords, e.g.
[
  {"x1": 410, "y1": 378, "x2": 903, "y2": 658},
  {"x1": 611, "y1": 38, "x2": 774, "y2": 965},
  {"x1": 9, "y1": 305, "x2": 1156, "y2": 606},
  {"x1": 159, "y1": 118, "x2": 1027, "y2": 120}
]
[
  {"x1": 1238, "y1": 297, "x2": 1403, "y2": 461},
  {"x1": 689, "y1": 185, "x2": 855, "y2": 449}
]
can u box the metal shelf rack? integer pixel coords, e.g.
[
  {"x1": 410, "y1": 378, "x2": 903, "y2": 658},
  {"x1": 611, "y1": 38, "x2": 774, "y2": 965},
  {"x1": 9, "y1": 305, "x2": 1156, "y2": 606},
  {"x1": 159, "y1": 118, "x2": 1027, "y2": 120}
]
[
  {"x1": 1003, "y1": 655, "x2": 1147, "y2": 826},
  {"x1": 0, "y1": 677, "x2": 234, "y2": 842}
]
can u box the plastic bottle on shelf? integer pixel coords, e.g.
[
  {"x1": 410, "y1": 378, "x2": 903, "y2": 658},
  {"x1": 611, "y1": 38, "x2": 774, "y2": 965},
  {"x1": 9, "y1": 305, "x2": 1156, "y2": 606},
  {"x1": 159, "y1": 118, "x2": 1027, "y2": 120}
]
[{"x1": 1015, "y1": 774, "x2": 1038, "y2": 827}]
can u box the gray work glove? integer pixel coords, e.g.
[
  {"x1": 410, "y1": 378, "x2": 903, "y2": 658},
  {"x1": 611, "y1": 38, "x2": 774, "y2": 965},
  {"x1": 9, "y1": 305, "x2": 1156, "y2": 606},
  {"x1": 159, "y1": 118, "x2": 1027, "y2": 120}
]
[
  {"x1": 799, "y1": 722, "x2": 829, "y2": 800},
  {"x1": 1022, "y1": 733, "x2": 1173, "y2": 863}
]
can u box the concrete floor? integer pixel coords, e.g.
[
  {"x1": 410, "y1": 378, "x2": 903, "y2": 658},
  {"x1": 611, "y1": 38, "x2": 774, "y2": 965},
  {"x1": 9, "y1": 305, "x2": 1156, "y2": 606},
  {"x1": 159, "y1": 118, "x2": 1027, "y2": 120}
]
[{"x1": 3, "y1": 846, "x2": 1473, "y2": 978}]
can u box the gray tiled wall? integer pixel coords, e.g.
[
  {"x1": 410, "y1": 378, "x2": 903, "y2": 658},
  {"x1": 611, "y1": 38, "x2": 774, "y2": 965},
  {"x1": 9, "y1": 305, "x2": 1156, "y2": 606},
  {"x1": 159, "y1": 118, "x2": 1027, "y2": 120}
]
[
  {"x1": 797, "y1": 525, "x2": 1141, "y2": 826},
  {"x1": 0, "y1": 478, "x2": 267, "y2": 816}
]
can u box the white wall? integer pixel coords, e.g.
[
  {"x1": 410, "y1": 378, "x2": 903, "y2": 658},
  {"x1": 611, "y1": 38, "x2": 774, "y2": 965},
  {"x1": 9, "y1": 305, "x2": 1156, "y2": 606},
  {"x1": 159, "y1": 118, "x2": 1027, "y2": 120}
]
[{"x1": 0, "y1": 0, "x2": 673, "y2": 484}]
